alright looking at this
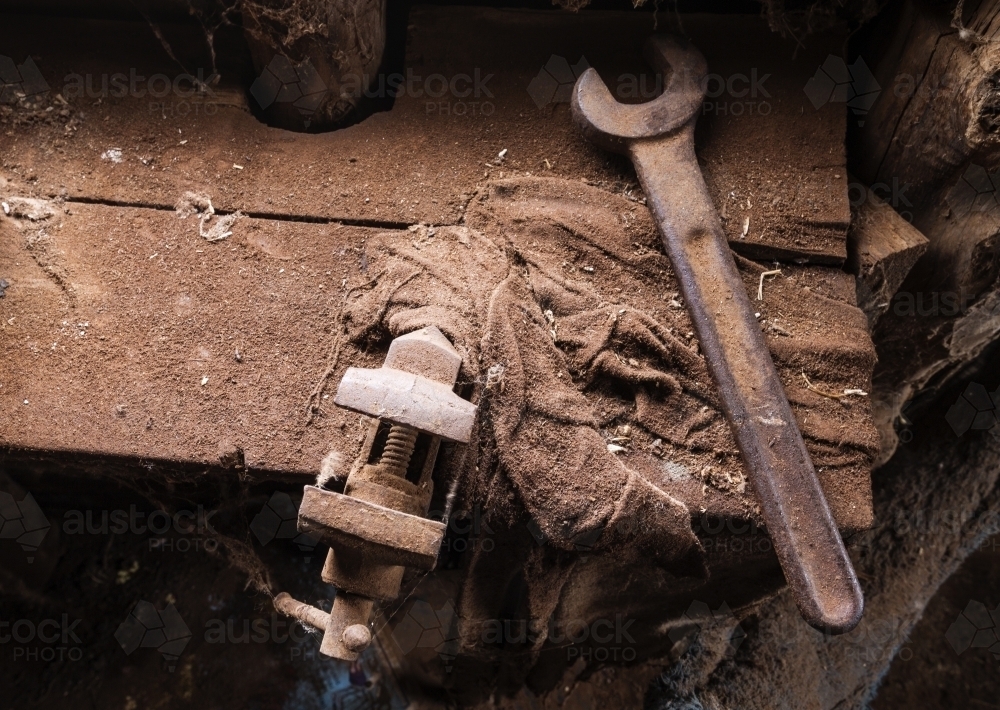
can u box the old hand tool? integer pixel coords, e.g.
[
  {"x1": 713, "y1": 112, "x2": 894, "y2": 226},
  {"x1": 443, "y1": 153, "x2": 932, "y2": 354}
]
[
  {"x1": 275, "y1": 326, "x2": 477, "y2": 659},
  {"x1": 571, "y1": 35, "x2": 863, "y2": 633}
]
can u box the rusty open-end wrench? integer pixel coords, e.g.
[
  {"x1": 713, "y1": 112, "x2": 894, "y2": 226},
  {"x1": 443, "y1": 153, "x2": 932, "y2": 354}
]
[{"x1": 572, "y1": 35, "x2": 863, "y2": 633}]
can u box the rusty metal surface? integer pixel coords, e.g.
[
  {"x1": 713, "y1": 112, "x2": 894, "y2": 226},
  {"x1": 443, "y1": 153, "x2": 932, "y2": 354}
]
[
  {"x1": 278, "y1": 326, "x2": 473, "y2": 660},
  {"x1": 273, "y1": 591, "x2": 330, "y2": 631},
  {"x1": 297, "y1": 485, "x2": 446, "y2": 570},
  {"x1": 334, "y1": 366, "x2": 476, "y2": 442},
  {"x1": 572, "y1": 35, "x2": 863, "y2": 633}
]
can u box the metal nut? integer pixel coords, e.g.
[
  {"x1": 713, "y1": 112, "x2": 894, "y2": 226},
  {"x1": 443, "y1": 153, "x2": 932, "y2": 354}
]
[{"x1": 342, "y1": 624, "x2": 372, "y2": 653}]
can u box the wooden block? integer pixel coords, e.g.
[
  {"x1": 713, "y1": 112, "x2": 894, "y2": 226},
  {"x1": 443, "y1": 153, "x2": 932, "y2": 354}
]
[
  {"x1": 847, "y1": 186, "x2": 929, "y2": 326},
  {"x1": 852, "y1": 0, "x2": 1000, "y2": 464}
]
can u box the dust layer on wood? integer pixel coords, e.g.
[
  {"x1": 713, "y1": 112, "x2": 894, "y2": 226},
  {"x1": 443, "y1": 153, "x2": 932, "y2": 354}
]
[
  {"x1": 0, "y1": 9, "x2": 849, "y2": 262},
  {"x1": 0, "y1": 177, "x2": 877, "y2": 543}
]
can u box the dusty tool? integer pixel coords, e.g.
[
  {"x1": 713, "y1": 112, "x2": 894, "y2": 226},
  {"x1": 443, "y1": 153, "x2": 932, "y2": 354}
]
[
  {"x1": 275, "y1": 326, "x2": 477, "y2": 659},
  {"x1": 571, "y1": 36, "x2": 863, "y2": 633}
]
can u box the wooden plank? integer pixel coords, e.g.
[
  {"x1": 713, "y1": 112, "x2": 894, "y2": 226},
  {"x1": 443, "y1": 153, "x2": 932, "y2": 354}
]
[
  {"x1": 0, "y1": 8, "x2": 848, "y2": 262},
  {"x1": 0, "y1": 185, "x2": 876, "y2": 531},
  {"x1": 0, "y1": 202, "x2": 371, "y2": 474}
]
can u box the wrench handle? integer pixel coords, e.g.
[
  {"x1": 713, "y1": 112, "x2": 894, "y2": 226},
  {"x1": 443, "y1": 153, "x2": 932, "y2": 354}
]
[{"x1": 630, "y1": 130, "x2": 863, "y2": 633}]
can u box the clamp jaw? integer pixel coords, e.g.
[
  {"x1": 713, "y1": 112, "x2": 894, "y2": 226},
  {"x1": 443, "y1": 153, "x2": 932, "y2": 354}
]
[{"x1": 275, "y1": 327, "x2": 476, "y2": 659}]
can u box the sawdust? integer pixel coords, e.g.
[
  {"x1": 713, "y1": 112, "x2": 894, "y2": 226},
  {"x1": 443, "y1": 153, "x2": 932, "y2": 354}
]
[
  {"x1": 175, "y1": 190, "x2": 215, "y2": 219},
  {"x1": 1, "y1": 196, "x2": 76, "y2": 305},
  {"x1": 23, "y1": 229, "x2": 76, "y2": 304},
  {"x1": 3, "y1": 196, "x2": 54, "y2": 221},
  {"x1": 0, "y1": 90, "x2": 82, "y2": 133},
  {"x1": 200, "y1": 211, "x2": 243, "y2": 241},
  {"x1": 175, "y1": 191, "x2": 243, "y2": 241},
  {"x1": 317, "y1": 449, "x2": 346, "y2": 487}
]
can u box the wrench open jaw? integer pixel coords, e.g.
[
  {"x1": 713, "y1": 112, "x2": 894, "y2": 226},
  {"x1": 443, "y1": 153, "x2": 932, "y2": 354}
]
[
  {"x1": 572, "y1": 35, "x2": 706, "y2": 153},
  {"x1": 572, "y1": 35, "x2": 864, "y2": 634}
]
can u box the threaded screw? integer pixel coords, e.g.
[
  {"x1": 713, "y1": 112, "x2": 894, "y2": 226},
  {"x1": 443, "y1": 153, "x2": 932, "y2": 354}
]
[{"x1": 381, "y1": 423, "x2": 418, "y2": 477}]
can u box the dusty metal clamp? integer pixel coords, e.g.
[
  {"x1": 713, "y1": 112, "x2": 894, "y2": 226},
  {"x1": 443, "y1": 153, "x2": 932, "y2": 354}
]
[
  {"x1": 275, "y1": 326, "x2": 476, "y2": 659},
  {"x1": 571, "y1": 35, "x2": 863, "y2": 633}
]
